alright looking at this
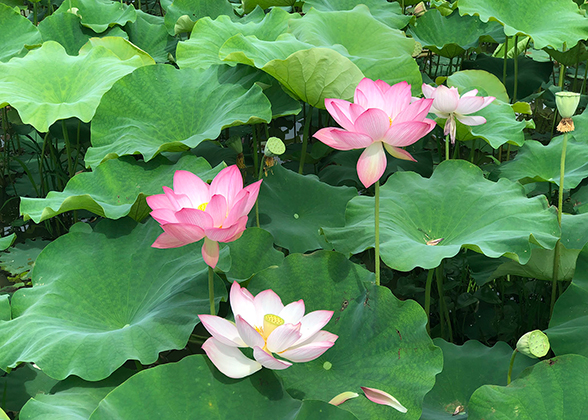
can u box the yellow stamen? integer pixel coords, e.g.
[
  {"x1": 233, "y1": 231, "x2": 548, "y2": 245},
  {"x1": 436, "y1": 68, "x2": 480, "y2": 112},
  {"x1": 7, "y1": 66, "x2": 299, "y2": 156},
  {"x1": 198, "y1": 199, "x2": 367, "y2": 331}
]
[
  {"x1": 263, "y1": 314, "x2": 284, "y2": 337},
  {"x1": 197, "y1": 202, "x2": 208, "y2": 211},
  {"x1": 389, "y1": 117, "x2": 393, "y2": 127}
]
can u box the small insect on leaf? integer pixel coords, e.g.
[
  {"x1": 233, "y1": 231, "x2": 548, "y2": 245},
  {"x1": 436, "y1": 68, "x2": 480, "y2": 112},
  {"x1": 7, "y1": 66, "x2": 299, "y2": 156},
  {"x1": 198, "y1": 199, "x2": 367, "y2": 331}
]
[
  {"x1": 452, "y1": 405, "x2": 465, "y2": 416},
  {"x1": 426, "y1": 238, "x2": 444, "y2": 246}
]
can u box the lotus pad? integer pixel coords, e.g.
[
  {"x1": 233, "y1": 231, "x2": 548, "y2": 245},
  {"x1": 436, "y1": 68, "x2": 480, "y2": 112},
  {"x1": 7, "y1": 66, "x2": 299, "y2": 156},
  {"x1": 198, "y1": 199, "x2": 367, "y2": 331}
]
[
  {"x1": 302, "y1": 0, "x2": 411, "y2": 29},
  {"x1": 125, "y1": 10, "x2": 177, "y2": 63},
  {"x1": 0, "y1": 239, "x2": 50, "y2": 281},
  {"x1": 458, "y1": 0, "x2": 588, "y2": 50},
  {"x1": 0, "y1": 233, "x2": 16, "y2": 251},
  {"x1": 258, "y1": 164, "x2": 357, "y2": 253},
  {"x1": 0, "y1": 41, "x2": 149, "y2": 132},
  {"x1": 54, "y1": 0, "x2": 137, "y2": 33},
  {"x1": 85, "y1": 64, "x2": 272, "y2": 166},
  {"x1": 163, "y1": 0, "x2": 234, "y2": 35},
  {"x1": 38, "y1": 13, "x2": 95, "y2": 56},
  {"x1": 242, "y1": 0, "x2": 295, "y2": 14},
  {"x1": 323, "y1": 160, "x2": 560, "y2": 271},
  {"x1": 225, "y1": 228, "x2": 284, "y2": 282},
  {"x1": 248, "y1": 251, "x2": 442, "y2": 420},
  {"x1": 0, "y1": 3, "x2": 42, "y2": 62},
  {"x1": 468, "y1": 355, "x2": 588, "y2": 420},
  {"x1": 20, "y1": 154, "x2": 222, "y2": 223},
  {"x1": 498, "y1": 136, "x2": 588, "y2": 189},
  {"x1": 0, "y1": 219, "x2": 228, "y2": 380}
]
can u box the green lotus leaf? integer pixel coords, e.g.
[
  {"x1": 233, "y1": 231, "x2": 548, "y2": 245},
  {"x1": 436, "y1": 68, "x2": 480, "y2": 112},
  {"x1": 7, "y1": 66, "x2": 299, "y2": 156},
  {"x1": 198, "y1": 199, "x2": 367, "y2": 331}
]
[
  {"x1": 302, "y1": 0, "x2": 411, "y2": 29},
  {"x1": 0, "y1": 409, "x2": 8, "y2": 420},
  {"x1": 79, "y1": 36, "x2": 155, "y2": 66},
  {"x1": 459, "y1": 0, "x2": 588, "y2": 51},
  {"x1": 288, "y1": 6, "x2": 421, "y2": 91},
  {"x1": 54, "y1": 0, "x2": 136, "y2": 33},
  {"x1": 242, "y1": 0, "x2": 295, "y2": 14},
  {"x1": 408, "y1": 9, "x2": 504, "y2": 58},
  {"x1": 572, "y1": 182, "x2": 588, "y2": 214},
  {"x1": 421, "y1": 339, "x2": 535, "y2": 419},
  {"x1": 468, "y1": 355, "x2": 588, "y2": 420},
  {"x1": 546, "y1": 243, "x2": 588, "y2": 358},
  {"x1": 497, "y1": 136, "x2": 588, "y2": 189},
  {"x1": 258, "y1": 165, "x2": 357, "y2": 253},
  {"x1": 85, "y1": 64, "x2": 272, "y2": 167},
  {"x1": 0, "y1": 239, "x2": 49, "y2": 281},
  {"x1": 125, "y1": 10, "x2": 177, "y2": 63},
  {"x1": 19, "y1": 369, "x2": 134, "y2": 420},
  {"x1": 323, "y1": 160, "x2": 560, "y2": 271},
  {"x1": 0, "y1": 233, "x2": 16, "y2": 251},
  {"x1": 38, "y1": 12, "x2": 94, "y2": 55},
  {"x1": 0, "y1": 219, "x2": 228, "y2": 380},
  {"x1": 163, "y1": 0, "x2": 234, "y2": 35},
  {"x1": 20, "y1": 155, "x2": 222, "y2": 223},
  {"x1": 572, "y1": 105, "x2": 588, "y2": 141},
  {"x1": 0, "y1": 41, "x2": 149, "y2": 132},
  {"x1": 226, "y1": 227, "x2": 284, "y2": 282},
  {"x1": 1, "y1": 364, "x2": 59, "y2": 413},
  {"x1": 0, "y1": 3, "x2": 42, "y2": 62},
  {"x1": 447, "y1": 70, "x2": 509, "y2": 103},
  {"x1": 247, "y1": 251, "x2": 442, "y2": 420},
  {"x1": 177, "y1": 7, "x2": 295, "y2": 70},
  {"x1": 545, "y1": 41, "x2": 588, "y2": 68}
]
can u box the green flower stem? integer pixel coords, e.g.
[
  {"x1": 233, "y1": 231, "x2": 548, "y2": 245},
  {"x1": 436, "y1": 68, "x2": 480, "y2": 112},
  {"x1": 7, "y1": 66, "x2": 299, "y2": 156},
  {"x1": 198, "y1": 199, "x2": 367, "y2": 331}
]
[
  {"x1": 445, "y1": 135, "x2": 450, "y2": 161},
  {"x1": 513, "y1": 36, "x2": 519, "y2": 103},
  {"x1": 252, "y1": 125, "x2": 259, "y2": 178},
  {"x1": 255, "y1": 154, "x2": 264, "y2": 228},
  {"x1": 424, "y1": 268, "x2": 435, "y2": 334},
  {"x1": 436, "y1": 264, "x2": 453, "y2": 342},
  {"x1": 507, "y1": 348, "x2": 518, "y2": 385},
  {"x1": 375, "y1": 180, "x2": 381, "y2": 286},
  {"x1": 298, "y1": 106, "x2": 312, "y2": 174},
  {"x1": 208, "y1": 265, "x2": 215, "y2": 316},
  {"x1": 61, "y1": 120, "x2": 73, "y2": 178},
  {"x1": 502, "y1": 36, "x2": 509, "y2": 86},
  {"x1": 581, "y1": 58, "x2": 588, "y2": 95},
  {"x1": 557, "y1": 132, "x2": 568, "y2": 227}
]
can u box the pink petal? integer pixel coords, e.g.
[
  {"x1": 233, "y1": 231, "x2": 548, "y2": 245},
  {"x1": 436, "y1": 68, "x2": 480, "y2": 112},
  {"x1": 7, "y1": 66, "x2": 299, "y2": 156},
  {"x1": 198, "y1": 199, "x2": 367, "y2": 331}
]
[
  {"x1": 384, "y1": 120, "x2": 436, "y2": 147},
  {"x1": 221, "y1": 216, "x2": 248, "y2": 243},
  {"x1": 353, "y1": 108, "x2": 391, "y2": 141},
  {"x1": 198, "y1": 315, "x2": 246, "y2": 347},
  {"x1": 151, "y1": 232, "x2": 189, "y2": 248},
  {"x1": 382, "y1": 81, "x2": 412, "y2": 120},
  {"x1": 172, "y1": 170, "x2": 210, "y2": 208},
  {"x1": 162, "y1": 186, "x2": 191, "y2": 209},
  {"x1": 394, "y1": 98, "x2": 433, "y2": 124},
  {"x1": 235, "y1": 315, "x2": 265, "y2": 348},
  {"x1": 456, "y1": 114, "x2": 487, "y2": 126},
  {"x1": 421, "y1": 83, "x2": 437, "y2": 99},
  {"x1": 223, "y1": 192, "x2": 250, "y2": 227},
  {"x1": 461, "y1": 89, "x2": 479, "y2": 97},
  {"x1": 202, "y1": 237, "x2": 219, "y2": 268},
  {"x1": 444, "y1": 114, "x2": 457, "y2": 144},
  {"x1": 383, "y1": 144, "x2": 417, "y2": 162},
  {"x1": 279, "y1": 337, "x2": 336, "y2": 362},
  {"x1": 454, "y1": 95, "x2": 487, "y2": 115},
  {"x1": 361, "y1": 387, "x2": 407, "y2": 413},
  {"x1": 146, "y1": 193, "x2": 173, "y2": 211},
  {"x1": 267, "y1": 323, "x2": 302, "y2": 353},
  {"x1": 174, "y1": 208, "x2": 214, "y2": 229},
  {"x1": 206, "y1": 194, "x2": 228, "y2": 227},
  {"x1": 204, "y1": 218, "x2": 247, "y2": 242},
  {"x1": 325, "y1": 98, "x2": 356, "y2": 132},
  {"x1": 230, "y1": 281, "x2": 257, "y2": 327},
  {"x1": 313, "y1": 127, "x2": 372, "y2": 151},
  {"x1": 278, "y1": 300, "x2": 305, "y2": 324},
  {"x1": 293, "y1": 330, "x2": 338, "y2": 348},
  {"x1": 154, "y1": 223, "x2": 205, "y2": 247},
  {"x1": 354, "y1": 78, "x2": 386, "y2": 110},
  {"x1": 202, "y1": 337, "x2": 261, "y2": 379},
  {"x1": 431, "y1": 85, "x2": 459, "y2": 114},
  {"x1": 253, "y1": 347, "x2": 292, "y2": 370},
  {"x1": 210, "y1": 165, "x2": 243, "y2": 207},
  {"x1": 242, "y1": 179, "x2": 262, "y2": 214},
  {"x1": 296, "y1": 310, "x2": 334, "y2": 344},
  {"x1": 356, "y1": 142, "x2": 386, "y2": 188},
  {"x1": 254, "y1": 289, "x2": 284, "y2": 319},
  {"x1": 149, "y1": 208, "x2": 179, "y2": 224}
]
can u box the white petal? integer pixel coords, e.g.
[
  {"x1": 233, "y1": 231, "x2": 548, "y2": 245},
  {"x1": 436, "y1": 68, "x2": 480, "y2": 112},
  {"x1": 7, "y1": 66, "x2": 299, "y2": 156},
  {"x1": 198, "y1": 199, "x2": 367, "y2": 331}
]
[
  {"x1": 266, "y1": 323, "x2": 302, "y2": 353},
  {"x1": 253, "y1": 347, "x2": 292, "y2": 370},
  {"x1": 254, "y1": 289, "x2": 284, "y2": 320},
  {"x1": 455, "y1": 114, "x2": 487, "y2": 126},
  {"x1": 229, "y1": 282, "x2": 257, "y2": 327},
  {"x1": 279, "y1": 338, "x2": 336, "y2": 363},
  {"x1": 295, "y1": 310, "x2": 334, "y2": 344},
  {"x1": 201, "y1": 338, "x2": 261, "y2": 379},
  {"x1": 278, "y1": 299, "x2": 305, "y2": 324},
  {"x1": 361, "y1": 387, "x2": 408, "y2": 413},
  {"x1": 235, "y1": 315, "x2": 265, "y2": 349},
  {"x1": 198, "y1": 315, "x2": 246, "y2": 347}
]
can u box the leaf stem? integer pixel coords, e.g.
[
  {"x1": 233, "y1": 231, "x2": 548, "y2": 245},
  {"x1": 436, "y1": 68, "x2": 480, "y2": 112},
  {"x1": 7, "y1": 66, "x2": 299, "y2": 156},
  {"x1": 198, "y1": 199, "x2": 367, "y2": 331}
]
[
  {"x1": 425, "y1": 268, "x2": 434, "y2": 334},
  {"x1": 445, "y1": 135, "x2": 450, "y2": 161},
  {"x1": 375, "y1": 180, "x2": 380, "y2": 286},
  {"x1": 298, "y1": 105, "x2": 312, "y2": 174},
  {"x1": 61, "y1": 120, "x2": 73, "y2": 178},
  {"x1": 513, "y1": 36, "x2": 519, "y2": 103},
  {"x1": 507, "y1": 348, "x2": 517, "y2": 385},
  {"x1": 502, "y1": 36, "x2": 509, "y2": 86},
  {"x1": 252, "y1": 125, "x2": 259, "y2": 178},
  {"x1": 208, "y1": 265, "x2": 215, "y2": 316},
  {"x1": 436, "y1": 264, "x2": 453, "y2": 342}
]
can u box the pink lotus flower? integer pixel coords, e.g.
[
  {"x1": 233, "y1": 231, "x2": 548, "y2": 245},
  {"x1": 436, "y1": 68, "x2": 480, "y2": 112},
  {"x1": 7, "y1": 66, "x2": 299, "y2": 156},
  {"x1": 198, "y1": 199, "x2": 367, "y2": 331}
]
[
  {"x1": 314, "y1": 78, "x2": 436, "y2": 188},
  {"x1": 199, "y1": 281, "x2": 338, "y2": 379},
  {"x1": 147, "y1": 165, "x2": 261, "y2": 268},
  {"x1": 421, "y1": 84, "x2": 495, "y2": 144}
]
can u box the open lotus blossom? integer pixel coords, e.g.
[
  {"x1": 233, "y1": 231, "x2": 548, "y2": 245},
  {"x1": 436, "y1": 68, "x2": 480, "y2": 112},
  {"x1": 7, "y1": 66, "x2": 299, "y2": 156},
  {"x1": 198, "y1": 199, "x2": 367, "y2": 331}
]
[
  {"x1": 421, "y1": 84, "x2": 495, "y2": 144},
  {"x1": 199, "y1": 282, "x2": 338, "y2": 379},
  {"x1": 314, "y1": 78, "x2": 436, "y2": 188},
  {"x1": 147, "y1": 165, "x2": 261, "y2": 268}
]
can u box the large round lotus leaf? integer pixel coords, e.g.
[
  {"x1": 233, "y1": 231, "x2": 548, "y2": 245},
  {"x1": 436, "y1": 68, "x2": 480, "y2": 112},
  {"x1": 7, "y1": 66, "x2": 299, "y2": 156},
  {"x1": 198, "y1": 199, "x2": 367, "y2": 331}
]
[
  {"x1": 1, "y1": 364, "x2": 59, "y2": 413},
  {"x1": 468, "y1": 354, "x2": 588, "y2": 420},
  {"x1": 0, "y1": 233, "x2": 15, "y2": 251},
  {"x1": 258, "y1": 164, "x2": 357, "y2": 253},
  {"x1": 408, "y1": 9, "x2": 504, "y2": 58},
  {"x1": 84, "y1": 64, "x2": 272, "y2": 167},
  {"x1": 78, "y1": 37, "x2": 155, "y2": 66},
  {"x1": 497, "y1": 136, "x2": 588, "y2": 189},
  {"x1": 0, "y1": 3, "x2": 42, "y2": 62},
  {"x1": 88, "y1": 354, "x2": 357, "y2": 419},
  {"x1": 546, "y1": 244, "x2": 588, "y2": 358},
  {"x1": 0, "y1": 219, "x2": 228, "y2": 380},
  {"x1": 247, "y1": 251, "x2": 442, "y2": 420},
  {"x1": 459, "y1": 0, "x2": 588, "y2": 51},
  {"x1": 19, "y1": 369, "x2": 133, "y2": 420},
  {"x1": 38, "y1": 13, "x2": 94, "y2": 55},
  {"x1": 177, "y1": 7, "x2": 295, "y2": 70},
  {"x1": 125, "y1": 10, "x2": 177, "y2": 63},
  {"x1": 243, "y1": 0, "x2": 295, "y2": 13},
  {"x1": 421, "y1": 339, "x2": 536, "y2": 419},
  {"x1": 288, "y1": 6, "x2": 422, "y2": 91},
  {"x1": 226, "y1": 227, "x2": 284, "y2": 282},
  {"x1": 54, "y1": 0, "x2": 136, "y2": 33},
  {"x1": 302, "y1": 0, "x2": 411, "y2": 29},
  {"x1": 0, "y1": 41, "x2": 149, "y2": 132},
  {"x1": 545, "y1": 42, "x2": 588, "y2": 68},
  {"x1": 323, "y1": 160, "x2": 560, "y2": 271},
  {"x1": 20, "y1": 155, "x2": 222, "y2": 223},
  {"x1": 163, "y1": 0, "x2": 234, "y2": 35},
  {"x1": 447, "y1": 70, "x2": 509, "y2": 103}
]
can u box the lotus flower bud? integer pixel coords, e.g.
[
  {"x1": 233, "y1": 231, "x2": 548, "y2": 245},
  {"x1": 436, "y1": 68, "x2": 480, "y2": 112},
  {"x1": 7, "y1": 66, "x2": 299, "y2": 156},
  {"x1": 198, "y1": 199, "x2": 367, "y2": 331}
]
[
  {"x1": 174, "y1": 15, "x2": 195, "y2": 35},
  {"x1": 555, "y1": 91, "x2": 581, "y2": 118},
  {"x1": 226, "y1": 135, "x2": 243, "y2": 154},
  {"x1": 414, "y1": 2, "x2": 426, "y2": 17},
  {"x1": 264, "y1": 137, "x2": 286, "y2": 157},
  {"x1": 516, "y1": 330, "x2": 550, "y2": 358}
]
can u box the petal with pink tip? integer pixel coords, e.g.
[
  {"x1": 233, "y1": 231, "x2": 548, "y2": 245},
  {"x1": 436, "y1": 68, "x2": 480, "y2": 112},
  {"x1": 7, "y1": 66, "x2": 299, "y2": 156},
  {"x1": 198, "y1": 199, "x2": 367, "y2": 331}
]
[
  {"x1": 431, "y1": 85, "x2": 459, "y2": 114},
  {"x1": 382, "y1": 81, "x2": 411, "y2": 120},
  {"x1": 314, "y1": 127, "x2": 372, "y2": 151},
  {"x1": 175, "y1": 208, "x2": 213, "y2": 229},
  {"x1": 444, "y1": 114, "x2": 457, "y2": 144},
  {"x1": 253, "y1": 347, "x2": 292, "y2": 370},
  {"x1": 198, "y1": 315, "x2": 246, "y2": 347},
  {"x1": 223, "y1": 192, "x2": 250, "y2": 227},
  {"x1": 221, "y1": 216, "x2": 248, "y2": 243},
  {"x1": 230, "y1": 282, "x2": 257, "y2": 326},
  {"x1": 149, "y1": 208, "x2": 178, "y2": 225},
  {"x1": 360, "y1": 387, "x2": 407, "y2": 413},
  {"x1": 279, "y1": 300, "x2": 305, "y2": 324},
  {"x1": 156, "y1": 223, "x2": 206, "y2": 247},
  {"x1": 325, "y1": 99, "x2": 356, "y2": 132},
  {"x1": 455, "y1": 95, "x2": 487, "y2": 115},
  {"x1": 279, "y1": 338, "x2": 336, "y2": 363},
  {"x1": 296, "y1": 310, "x2": 334, "y2": 344},
  {"x1": 456, "y1": 114, "x2": 486, "y2": 126},
  {"x1": 162, "y1": 186, "x2": 192, "y2": 210},
  {"x1": 383, "y1": 144, "x2": 417, "y2": 162},
  {"x1": 206, "y1": 194, "x2": 228, "y2": 227},
  {"x1": 202, "y1": 237, "x2": 219, "y2": 268},
  {"x1": 354, "y1": 78, "x2": 386, "y2": 110},
  {"x1": 254, "y1": 289, "x2": 284, "y2": 318},
  {"x1": 242, "y1": 179, "x2": 262, "y2": 214},
  {"x1": 384, "y1": 120, "x2": 436, "y2": 147},
  {"x1": 356, "y1": 141, "x2": 386, "y2": 188},
  {"x1": 202, "y1": 337, "x2": 261, "y2": 379},
  {"x1": 204, "y1": 219, "x2": 246, "y2": 243},
  {"x1": 235, "y1": 315, "x2": 265, "y2": 348},
  {"x1": 461, "y1": 89, "x2": 479, "y2": 97},
  {"x1": 146, "y1": 193, "x2": 173, "y2": 211},
  {"x1": 293, "y1": 330, "x2": 338, "y2": 348},
  {"x1": 210, "y1": 165, "x2": 243, "y2": 207},
  {"x1": 353, "y1": 108, "x2": 391, "y2": 141},
  {"x1": 172, "y1": 170, "x2": 210, "y2": 208},
  {"x1": 421, "y1": 83, "x2": 437, "y2": 99},
  {"x1": 394, "y1": 98, "x2": 433, "y2": 124},
  {"x1": 267, "y1": 323, "x2": 302, "y2": 353},
  {"x1": 151, "y1": 232, "x2": 188, "y2": 249}
]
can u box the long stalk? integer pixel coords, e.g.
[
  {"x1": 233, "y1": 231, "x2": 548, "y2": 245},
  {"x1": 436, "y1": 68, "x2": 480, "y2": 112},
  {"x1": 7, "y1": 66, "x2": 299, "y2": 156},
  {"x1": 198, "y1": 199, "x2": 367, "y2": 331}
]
[
  {"x1": 436, "y1": 264, "x2": 453, "y2": 342},
  {"x1": 208, "y1": 266, "x2": 216, "y2": 316},
  {"x1": 298, "y1": 105, "x2": 312, "y2": 174},
  {"x1": 424, "y1": 269, "x2": 434, "y2": 334},
  {"x1": 252, "y1": 125, "x2": 259, "y2": 177},
  {"x1": 255, "y1": 155, "x2": 264, "y2": 228},
  {"x1": 502, "y1": 36, "x2": 509, "y2": 86},
  {"x1": 513, "y1": 36, "x2": 519, "y2": 103},
  {"x1": 61, "y1": 120, "x2": 73, "y2": 178},
  {"x1": 507, "y1": 349, "x2": 518, "y2": 385},
  {"x1": 582, "y1": 58, "x2": 588, "y2": 95},
  {"x1": 445, "y1": 135, "x2": 450, "y2": 161},
  {"x1": 374, "y1": 180, "x2": 381, "y2": 286}
]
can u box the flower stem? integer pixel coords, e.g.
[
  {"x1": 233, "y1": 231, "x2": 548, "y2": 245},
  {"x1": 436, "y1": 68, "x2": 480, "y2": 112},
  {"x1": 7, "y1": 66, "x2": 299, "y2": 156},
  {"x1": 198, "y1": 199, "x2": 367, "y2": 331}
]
[
  {"x1": 61, "y1": 120, "x2": 73, "y2": 178},
  {"x1": 298, "y1": 105, "x2": 312, "y2": 174},
  {"x1": 424, "y1": 268, "x2": 434, "y2": 334},
  {"x1": 507, "y1": 349, "x2": 518, "y2": 385},
  {"x1": 513, "y1": 35, "x2": 519, "y2": 103},
  {"x1": 255, "y1": 156, "x2": 264, "y2": 228},
  {"x1": 445, "y1": 135, "x2": 450, "y2": 161},
  {"x1": 557, "y1": 132, "x2": 568, "y2": 227},
  {"x1": 208, "y1": 265, "x2": 215, "y2": 316},
  {"x1": 374, "y1": 180, "x2": 380, "y2": 286},
  {"x1": 436, "y1": 263, "x2": 453, "y2": 342},
  {"x1": 502, "y1": 36, "x2": 509, "y2": 86},
  {"x1": 252, "y1": 125, "x2": 259, "y2": 178}
]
